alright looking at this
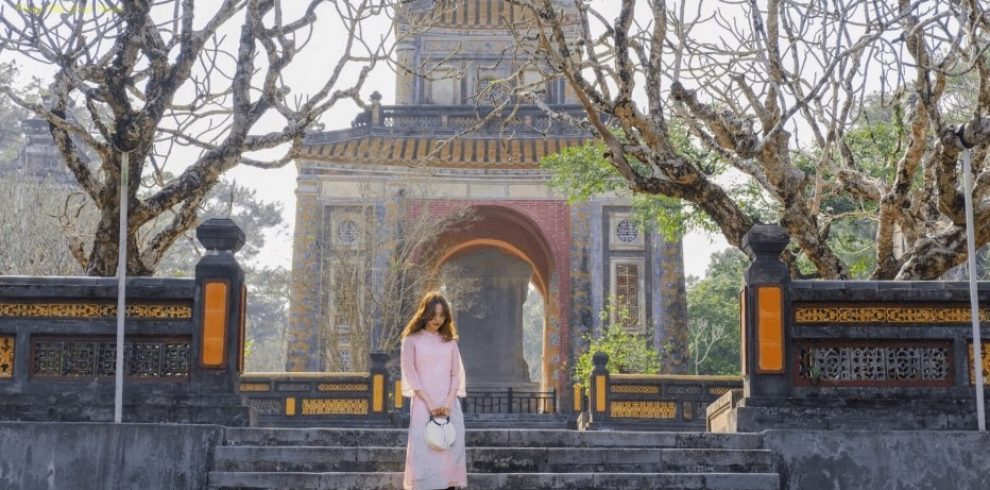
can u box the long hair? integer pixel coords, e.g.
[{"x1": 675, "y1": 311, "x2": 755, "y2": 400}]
[{"x1": 401, "y1": 291, "x2": 458, "y2": 342}]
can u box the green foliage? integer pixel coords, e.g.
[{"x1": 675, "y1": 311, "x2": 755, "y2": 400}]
[
  {"x1": 540, "y1": 123, "x2": 775, "y2": 240},
  {"x1": 686, "y1": 249, "x2": 748, "y2": 375},
  {"x1": 573, "y1": 297, "x2": 662, "y2": 385}
]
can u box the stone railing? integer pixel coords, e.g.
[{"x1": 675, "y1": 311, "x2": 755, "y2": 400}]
[
  {"x1": 581, "y1": 352, "x2": 742, "y2": 430},
  {"x1": 461, "y1": 388, "x2": 558, "y2": 414},
  {"x1": 0, "y1": 219, "x2": 251, "y2": 426},
  {"x1": 710, "y1": 224, "x2": 990, "y2": 432},
  {"x1": 239, "y1": 353, "x2": 391, "y2": 427},
  {"x1": 304, "y1": 103, "x2": 589, "y2": 144}
]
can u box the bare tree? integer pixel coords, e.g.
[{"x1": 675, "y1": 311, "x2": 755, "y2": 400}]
[
  {"x1": 0, "y1": 0, "x2": 401, "y2": 276},
  {"x1": 0, "y1": 178, "x2": 94, "y2": 275},
  {"x1": 320, "y1": 184, "x2": 477, "y2": 371},
  {"x1": 502, "y1": 0, "x2": 990, "y2": 280},
  {"x1": 687, "y1": 318, "x2": 730, "y2": 375}
]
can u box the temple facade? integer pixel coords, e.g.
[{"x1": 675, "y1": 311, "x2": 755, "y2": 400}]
[{"x1": 284, "y1": 0, "x2": 687, "y2": 397}]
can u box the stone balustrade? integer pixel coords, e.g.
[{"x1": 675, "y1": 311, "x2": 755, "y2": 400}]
[
  {"x1": 0, "y1": 219, "x2": 252, "y2": 425},
  {"x1": 709, "y1": 223, "x2": 990, "y2": 432},
  {"x1": 580, "y1": 352, "x2": 743, "y2": 431},
  {"x1": 239, "y1": 353, "x2": 391, "y2": 427}
]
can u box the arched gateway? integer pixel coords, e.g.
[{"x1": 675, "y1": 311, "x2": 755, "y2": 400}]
[{"x1": 284, "y1": 0, "x2": 688, "y2": 405}]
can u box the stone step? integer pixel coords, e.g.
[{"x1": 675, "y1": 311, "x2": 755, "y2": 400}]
[
  {"x1": 208, "y1": 471, "x2": 781, "y2": 490},
  {"x1": 223, "y1": 427, "x2": 765, "y2": 450},
  {"x1": 213, "y1": 446, "x2": 774, "y2": 473}
]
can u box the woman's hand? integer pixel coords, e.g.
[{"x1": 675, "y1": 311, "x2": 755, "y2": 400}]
[{"x1": 430, "y1": 405, "x2": 451, "y2": 418}]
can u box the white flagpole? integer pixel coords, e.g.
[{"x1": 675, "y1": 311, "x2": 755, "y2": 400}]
[
  {"x1": 114, "y1": 151, "x2": 129, "y2": 424},
  {"x1": 962, "y1": 149, "x2": 986, "y2": 432}
]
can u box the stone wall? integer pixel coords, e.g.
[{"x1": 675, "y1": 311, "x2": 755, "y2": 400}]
[
  {"x1": 0, "y1": 422, "x2": 223, "y2": 490},
  {"x1": 764, "y1": 430, "x2": 990, "y2": 490}
]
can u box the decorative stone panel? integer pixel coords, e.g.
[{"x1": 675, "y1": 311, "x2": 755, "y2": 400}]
[
  {"x1": 795, "y1": 341, "x2": 952, "y2": 387},
  {"x1": 0, "y1": 335, "x2": 12, "y2": 379},
  {"x1": 30, "y1": 337, "x2": 190, "y2": 379},
  {"x1": 0, "y1": 302, "x2": 192, "y2": 319}
]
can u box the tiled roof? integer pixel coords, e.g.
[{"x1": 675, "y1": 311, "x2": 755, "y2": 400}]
[{"x1": 299, "y1": 133, "x2": 589, "y2": 169}]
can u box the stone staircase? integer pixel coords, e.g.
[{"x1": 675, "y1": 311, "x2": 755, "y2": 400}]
[{"x1": 208, "y1": 427, "x2": 780, "y2": 489}]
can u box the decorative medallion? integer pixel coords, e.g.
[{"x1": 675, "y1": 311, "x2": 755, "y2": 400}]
[
  {"x1": 335, "y1": 219, "x2": 360, "y2": 244},
  {"x1": 609, "y1": 213, "x2": 644, "y2": 251},
  {"x1": 616, "y1": 219, "x2": 638, "y2": 243}
]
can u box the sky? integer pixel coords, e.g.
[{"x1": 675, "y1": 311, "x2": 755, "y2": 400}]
[{"x1": 4, "y1": 1, "x2": 729, "y2": 279}]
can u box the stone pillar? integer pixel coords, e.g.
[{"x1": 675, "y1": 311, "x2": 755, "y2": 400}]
[
  {"x1": 369, "y1": 352, "x2": 389, "y2": 420},
  {"x1": 590, "y1": 351, "x2": 610, "y2": 423},
  {"x1": 395, "y1": 41, "x2": 416, "y2": 105},
  {"x1": 285, "y1": 182, "x2": 323, "y2": 371},
  {"x1": 741, "y1": 224, "x2": 791, "y2": 401},
  {"x1": 191, "y1": 218, "x2": 254, "y2": 426},
  {"x1": 192, "y1": 218, "x2": 247, "y2": 393},
  {"x1": 444, "y1": 248, "x2": 535, "y2": 390}
]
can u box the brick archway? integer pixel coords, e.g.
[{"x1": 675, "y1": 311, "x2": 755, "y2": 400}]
[{"x1": 422, "y1": 201, "x2": 571, "y2": 393}]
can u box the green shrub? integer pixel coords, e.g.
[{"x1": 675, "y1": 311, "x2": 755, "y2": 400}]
[{"x1": 573, "y1": 297, "x2": 662, "y2": 385}]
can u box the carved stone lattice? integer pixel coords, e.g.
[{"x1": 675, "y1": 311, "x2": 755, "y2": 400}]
[
  {"x1": 239, "y1": 383, "x2": 271, "y2": 392},
  {"x1": 97, "y1": 342, "x2": 118, "y2": 375},
  {"x1": 317, "y1": 383, "x2": 369, "y2": 392},
  {"x1": 0, "y1": 336, "x2": 13, "y2": 379},
  {"x1": 385, "y1": 116, "x2": 440, "y2": 128},
  {"x1": 665, "y1": 385, "x2": 702, "y2": 395},
  {"x1": 794, "y1": 305, "x2": 990, "y2": 325},
  {"x1": 0, "y1": 303, "x2": 192, "y2": 319},
  {"x1": 610, "y1": 384, "x2": 659, "y2": 394},
  {"x1": 301, "y1": 398, "x2": 369, "y2": 415},
  {"x1": 129, "y1": 343, "x2": 163, "y2": 377},
  {"x1": 64, "y1": 341, "x2": 96, "y2": 376},
  {"x1": 247, "y1": 398, "x2": 282, "y2": 416},
  {"x1": 162, "y1": 343, "x2": 190, "y2": 376},
  {"x1": 31, "y1": 338, "x2": 190, "y2": 379},
  {"x1": 33, "y1": 341, "x2": 62, "y2": 376},
  {"x1": 610, "y1": 401, "x2": 676, "y2": 419},
  {"x1": 797, "y1": 343, "x2": 951, "y2": 386},
  {"x1": 277, "y1": 383, "x2": 311, "y2": 392}
]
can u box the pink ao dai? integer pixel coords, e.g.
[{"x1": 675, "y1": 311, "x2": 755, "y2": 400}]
[{"x1": 401, "y1": 330, "x2": 467, "y2": 490}]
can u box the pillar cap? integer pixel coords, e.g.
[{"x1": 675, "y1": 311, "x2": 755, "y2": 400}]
[
  {"x1": 370, "y1": 352, "x2": 388, "y2": 370},
  {"x1": 742, "y1": 224, "x2": 789, "y2": 257},
  {"x1": 592, "y1": 352, "x2": 609, "y2": 369},
  {"x1": 196, "y1": 218, "x2": 245, "y2": 253}
]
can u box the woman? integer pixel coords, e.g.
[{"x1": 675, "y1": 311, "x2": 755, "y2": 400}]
[{"x1": 400, "y1": 291, "x2": 467, "y2": 490}]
